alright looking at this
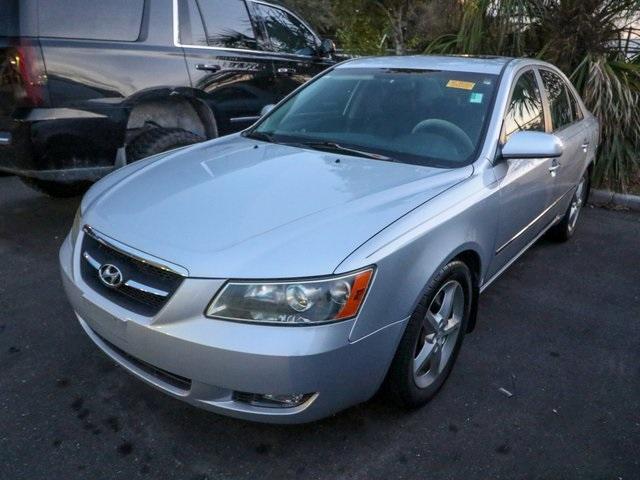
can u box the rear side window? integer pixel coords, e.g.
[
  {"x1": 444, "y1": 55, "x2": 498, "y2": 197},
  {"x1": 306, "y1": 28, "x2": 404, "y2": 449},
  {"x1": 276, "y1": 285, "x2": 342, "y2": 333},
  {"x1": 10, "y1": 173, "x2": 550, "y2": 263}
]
[
  {"x1": 196, "y1": 0, "x2": 257, "y2": 50},
  {"x1": 178, "y1": 0, "x2": 208, "y2": 46},
  {"x1": 503, "y1": 70, "x2": 545, "y2": 140},
  {"x1": 567, "y1": 89, "x2": 584, "y2": 121},
  {"x1": 254, "y1": 4, "x2": 317, "y2": 56},
  {"x1": 38, "y1": 0, "x2": 144, "y2": 41},
  {"x1": 540, "y1": 70, "x2": 574, "y2": 131}
]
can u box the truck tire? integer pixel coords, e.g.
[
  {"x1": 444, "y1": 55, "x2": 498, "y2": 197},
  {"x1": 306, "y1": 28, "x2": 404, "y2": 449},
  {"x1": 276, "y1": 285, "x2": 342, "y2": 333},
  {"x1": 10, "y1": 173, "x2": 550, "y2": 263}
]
[
  {"x1": 127, "y1": 128, "x2": 205, "y2": 162},
  {"x1": 20, "y1": 177, "x2": 90, "y2": 198}
]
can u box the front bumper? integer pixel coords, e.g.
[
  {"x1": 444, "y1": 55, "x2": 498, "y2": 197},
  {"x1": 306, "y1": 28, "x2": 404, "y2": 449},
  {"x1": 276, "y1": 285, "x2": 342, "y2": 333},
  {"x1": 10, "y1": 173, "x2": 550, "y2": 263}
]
[{"x1": 59, "y1": 233, "x2": 407, "y2": 423}]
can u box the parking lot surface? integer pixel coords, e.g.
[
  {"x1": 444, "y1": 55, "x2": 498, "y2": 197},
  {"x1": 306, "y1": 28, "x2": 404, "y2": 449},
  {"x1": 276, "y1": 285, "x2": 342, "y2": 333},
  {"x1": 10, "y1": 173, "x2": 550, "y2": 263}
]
[{"x1": 1, "y1": 176, "x2": 639, "y2": 479}]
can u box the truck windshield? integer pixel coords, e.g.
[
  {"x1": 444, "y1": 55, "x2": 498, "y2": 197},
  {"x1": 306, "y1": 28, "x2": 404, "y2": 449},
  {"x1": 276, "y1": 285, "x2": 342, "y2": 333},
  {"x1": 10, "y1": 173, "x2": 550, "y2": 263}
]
[{"x1": 248, "y1": 68, "x2": 498, "y2": 168}]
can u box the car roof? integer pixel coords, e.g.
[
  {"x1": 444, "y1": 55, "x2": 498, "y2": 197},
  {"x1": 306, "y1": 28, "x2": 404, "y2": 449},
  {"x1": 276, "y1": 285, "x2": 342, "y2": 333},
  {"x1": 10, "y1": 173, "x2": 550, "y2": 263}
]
[{"x1": 336, "y1": 55, "x2": 514, "y2": 75}]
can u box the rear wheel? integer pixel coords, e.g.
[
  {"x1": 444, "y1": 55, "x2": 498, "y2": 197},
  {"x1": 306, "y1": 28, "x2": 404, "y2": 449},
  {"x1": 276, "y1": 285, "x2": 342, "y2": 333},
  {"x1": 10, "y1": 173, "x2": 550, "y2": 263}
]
[
  {"x1": 385, "y1": 261, "x2": 472, "y2": 408},
  {"x1": 549, "y1": 171, "x2": 589, "y2": 242},
  {"x1": 126, "y1": 127, "x2": 205, "y2": 162},
  {"x1": 19, "y1": 177, "x2": 90, "y2": 198}
]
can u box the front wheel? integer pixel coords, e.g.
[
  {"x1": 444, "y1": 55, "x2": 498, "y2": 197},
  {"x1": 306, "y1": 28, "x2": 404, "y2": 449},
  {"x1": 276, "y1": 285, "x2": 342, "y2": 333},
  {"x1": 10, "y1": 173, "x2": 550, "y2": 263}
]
[
  {"x1": 384, "y1": 260, "x2": 473, "y2": 408},
  {"x1": 549, "y1": 171, "x2": 589, "y2": 242}
]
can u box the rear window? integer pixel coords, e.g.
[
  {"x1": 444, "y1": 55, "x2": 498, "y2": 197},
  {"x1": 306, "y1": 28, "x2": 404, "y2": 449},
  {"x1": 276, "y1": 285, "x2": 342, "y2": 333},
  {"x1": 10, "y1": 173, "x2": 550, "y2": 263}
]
[
  {"x1": 196, "y1": 0, "x2": 257, "y2": 50},
  {"x1": 0, "y1": 0, "x2": 19, "y2": 36},
  {"x1": 38, "y1": 0, "x2": 144, "y2": 41}
]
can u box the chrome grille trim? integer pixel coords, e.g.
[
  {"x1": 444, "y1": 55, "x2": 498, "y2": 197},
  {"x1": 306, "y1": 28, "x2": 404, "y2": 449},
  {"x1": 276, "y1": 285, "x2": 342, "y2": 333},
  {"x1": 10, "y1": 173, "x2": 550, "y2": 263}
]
[
  {"x1": 79, "y1": 227, "x2": 184, "y2": 316},
  {"x1": 82, "y1": 251, "x2": 170, "y2": 298},
  {"x1": 82, "y1": 225, "x2": 187, "y2": 277}
]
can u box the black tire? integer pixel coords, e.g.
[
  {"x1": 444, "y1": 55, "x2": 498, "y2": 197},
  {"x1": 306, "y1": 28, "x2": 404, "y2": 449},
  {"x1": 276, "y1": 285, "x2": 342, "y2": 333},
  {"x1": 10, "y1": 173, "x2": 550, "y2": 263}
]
[
  {"x1": 126, "y1": 127, "x2": 205, "y2": 162},
  {"x1": 19, "y1": 177, "x2": 90, "y2": 198},
  {"x1": 384, "y1": 260, "x2": 473, "y2": 409},
  {"x1": 548, "y1": 171, "x2": 590, "y2": 242}
]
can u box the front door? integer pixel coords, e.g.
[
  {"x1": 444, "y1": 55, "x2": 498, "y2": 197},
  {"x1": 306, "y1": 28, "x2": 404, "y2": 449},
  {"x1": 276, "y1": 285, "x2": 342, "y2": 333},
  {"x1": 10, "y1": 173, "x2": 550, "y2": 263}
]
[
  {"x1": 488, "y1": 68, "x2": 556, "y2": 278},
  {"x1": 248, "y1": 0, "x2": 333, "y2": 101},
  {"x1": 177, "y1": 0, "x2": 279, "y2": 135}
]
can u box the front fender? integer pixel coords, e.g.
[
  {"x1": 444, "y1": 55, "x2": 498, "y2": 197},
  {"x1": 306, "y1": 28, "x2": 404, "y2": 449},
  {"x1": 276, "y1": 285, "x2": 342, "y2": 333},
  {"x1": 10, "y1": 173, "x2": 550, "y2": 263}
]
[{"x1": 337, "y1": 169, "x2": 499, "y2": 342}]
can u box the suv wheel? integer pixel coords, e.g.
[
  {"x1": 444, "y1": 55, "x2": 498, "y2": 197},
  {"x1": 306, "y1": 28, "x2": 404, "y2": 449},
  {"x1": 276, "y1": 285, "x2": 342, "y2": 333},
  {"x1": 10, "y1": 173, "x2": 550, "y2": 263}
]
[
  {"x1": 20, "y1": 177, "x2": 90, "y2": 198},
  {"x1": 127, "y1": 128, "x2": 205, "y2": 162},
  {"x1": 384, "y1": 260, "x2": 472, "y2": 408}
]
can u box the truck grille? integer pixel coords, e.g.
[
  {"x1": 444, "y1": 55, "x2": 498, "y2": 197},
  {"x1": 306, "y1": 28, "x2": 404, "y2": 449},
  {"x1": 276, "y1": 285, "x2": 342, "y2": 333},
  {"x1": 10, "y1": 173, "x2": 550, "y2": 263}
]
[{"x1": 80, "y1": 228, "x2": 184, "y2": 316}]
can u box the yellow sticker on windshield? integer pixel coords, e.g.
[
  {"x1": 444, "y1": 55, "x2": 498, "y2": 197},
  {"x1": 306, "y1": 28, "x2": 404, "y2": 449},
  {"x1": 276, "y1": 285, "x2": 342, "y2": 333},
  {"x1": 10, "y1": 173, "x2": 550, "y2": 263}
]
[{"x1": 447, "y1": 80, "x2": 476, "y2": 90}]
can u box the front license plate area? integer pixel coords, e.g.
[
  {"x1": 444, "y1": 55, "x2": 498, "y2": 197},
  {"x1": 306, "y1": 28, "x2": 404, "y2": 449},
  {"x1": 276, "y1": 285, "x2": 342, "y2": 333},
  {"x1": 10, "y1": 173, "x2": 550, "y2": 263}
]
[{"x1": 79, "y1": 295, "x2": 127, "y2": 343}]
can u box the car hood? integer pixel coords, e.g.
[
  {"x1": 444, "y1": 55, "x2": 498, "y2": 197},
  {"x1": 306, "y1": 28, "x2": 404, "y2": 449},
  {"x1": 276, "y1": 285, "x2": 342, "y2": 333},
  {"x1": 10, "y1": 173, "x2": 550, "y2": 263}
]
[{"x1": 83, "y1": 135, "x2": 472, "y2": 278}]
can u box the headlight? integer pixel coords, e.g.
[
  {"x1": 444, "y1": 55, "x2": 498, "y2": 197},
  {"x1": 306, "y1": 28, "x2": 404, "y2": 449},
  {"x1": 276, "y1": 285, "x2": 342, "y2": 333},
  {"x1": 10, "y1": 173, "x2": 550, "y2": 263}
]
[
  {"x1": 70, "y1": 207, "x2": 82, "y2": 245},
  {"x1": 206, "y1": 268, "x2": 374, "y2": 325}
]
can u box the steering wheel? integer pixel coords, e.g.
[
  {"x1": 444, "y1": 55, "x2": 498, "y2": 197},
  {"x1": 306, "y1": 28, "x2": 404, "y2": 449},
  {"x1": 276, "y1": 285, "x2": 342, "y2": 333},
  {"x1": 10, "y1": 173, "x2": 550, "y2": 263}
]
[{"x1": 411, "y1": 119, "x2": 475, "y2": 157}]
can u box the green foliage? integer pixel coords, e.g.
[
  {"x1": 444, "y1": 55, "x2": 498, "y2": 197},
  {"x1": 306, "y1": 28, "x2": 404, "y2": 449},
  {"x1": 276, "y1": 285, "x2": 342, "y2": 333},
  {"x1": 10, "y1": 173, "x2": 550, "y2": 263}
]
[
  {"x1": 280, "y1": 0, "x2": 336, "y2": 35},
  {"x1": 333, "y1": 0, "x2": 387, "y2": 55}
]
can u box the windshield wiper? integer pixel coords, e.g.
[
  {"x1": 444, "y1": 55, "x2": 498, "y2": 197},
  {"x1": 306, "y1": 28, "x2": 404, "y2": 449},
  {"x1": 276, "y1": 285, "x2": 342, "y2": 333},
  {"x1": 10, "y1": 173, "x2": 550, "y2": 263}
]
[
  {"x1": 298, "y1": 141, "x2": 394, "y2": 161},
  {"x1": 244, "y1": 131, "x2": 276, "y2": 143}
]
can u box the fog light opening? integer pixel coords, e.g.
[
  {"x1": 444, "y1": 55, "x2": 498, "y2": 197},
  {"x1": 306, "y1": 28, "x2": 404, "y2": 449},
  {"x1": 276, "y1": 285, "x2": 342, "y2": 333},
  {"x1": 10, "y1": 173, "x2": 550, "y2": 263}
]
[{"x1": 233, "y1": 391, "x2": 314, "y2": 408}]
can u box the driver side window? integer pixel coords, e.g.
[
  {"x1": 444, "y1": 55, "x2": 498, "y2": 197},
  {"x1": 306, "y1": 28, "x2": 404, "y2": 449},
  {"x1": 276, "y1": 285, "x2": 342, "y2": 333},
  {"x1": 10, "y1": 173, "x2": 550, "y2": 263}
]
[
  {"x1": 254, "y1": 3, "x2": 317, "y2": 56},
  {"x1": 503, "y1": 70, "x2": 545, "y2": 141}
]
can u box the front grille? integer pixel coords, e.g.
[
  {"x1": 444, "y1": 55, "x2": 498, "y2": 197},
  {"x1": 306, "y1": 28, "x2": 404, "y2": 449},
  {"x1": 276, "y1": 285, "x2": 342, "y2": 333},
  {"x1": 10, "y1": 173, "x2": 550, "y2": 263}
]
[
  {"x1": 95, "y1": 330, "x2": 191, "y2": 392},
  {"x1": 80, "y1": 230, "x2": 184, "y2": 316}
]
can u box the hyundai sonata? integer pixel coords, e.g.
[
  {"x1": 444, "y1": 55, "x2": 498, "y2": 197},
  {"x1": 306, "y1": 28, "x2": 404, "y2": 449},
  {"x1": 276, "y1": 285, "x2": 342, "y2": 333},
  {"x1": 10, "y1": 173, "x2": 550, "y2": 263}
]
[{"x1": 60, "y1": 55, "x2": 599, "y2": 423}]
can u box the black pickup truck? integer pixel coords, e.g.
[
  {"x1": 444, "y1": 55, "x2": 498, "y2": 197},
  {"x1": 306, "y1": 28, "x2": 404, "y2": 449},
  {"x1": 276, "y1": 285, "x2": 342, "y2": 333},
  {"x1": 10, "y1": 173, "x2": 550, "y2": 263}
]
[{"x1": 0, "y1": 0, "x2": 336, "y2": 196}]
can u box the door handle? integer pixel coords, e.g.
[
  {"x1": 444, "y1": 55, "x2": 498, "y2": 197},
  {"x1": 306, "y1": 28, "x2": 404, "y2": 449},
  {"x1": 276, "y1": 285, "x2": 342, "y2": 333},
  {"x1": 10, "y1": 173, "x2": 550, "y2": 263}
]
[
  {"x1": 277, "y1": 67, "x2": 297, "y2": 76},
  {"x1": 581, "y1": 141, "x2": 590, "y2": 152},
  {"x1": 196, "y1": 64, "x2": 222, "y2": 72},
  {"x1": 549, "y1": 160, "x2": 561, "y2": 176}
]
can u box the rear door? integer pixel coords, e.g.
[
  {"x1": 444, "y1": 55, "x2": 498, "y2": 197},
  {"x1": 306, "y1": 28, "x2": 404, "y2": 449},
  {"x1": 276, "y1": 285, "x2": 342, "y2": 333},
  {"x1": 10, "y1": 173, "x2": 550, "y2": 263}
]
[
  {"x1": 538, "y1": 68, "x2": 589, "y2": 206},
  {"x1": 248, "y1": 1, "x2": 332, "y2": 100},
  {"x1": 488, "y1": 68, "x2": 555, "y2": 277},
  {"x1": 35, "y1": 0, "x2": 190, "y2": 167},
  {"x1": 178, "y1": 0, "x2": 278, "y2": 135}
]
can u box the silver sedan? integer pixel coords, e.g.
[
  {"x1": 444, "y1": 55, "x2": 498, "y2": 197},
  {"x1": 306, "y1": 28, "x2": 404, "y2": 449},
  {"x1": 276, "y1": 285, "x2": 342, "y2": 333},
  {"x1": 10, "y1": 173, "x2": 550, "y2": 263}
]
[{"x1": 60, "y1": 55, "x2": 599, "y2": 423}]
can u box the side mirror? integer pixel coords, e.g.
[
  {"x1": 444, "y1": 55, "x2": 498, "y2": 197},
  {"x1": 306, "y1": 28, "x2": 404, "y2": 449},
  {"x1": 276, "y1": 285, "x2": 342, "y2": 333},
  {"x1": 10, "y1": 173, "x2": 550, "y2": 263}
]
[
  {"x1": 501, "y1": 131, "x2": 563, "y2": 160},
  {"x1": 260, "y1": 104, "x2": 275, "y2": 116},
  {"x1": 318, "y1": 38, "x2": 336, "y2": 57}
]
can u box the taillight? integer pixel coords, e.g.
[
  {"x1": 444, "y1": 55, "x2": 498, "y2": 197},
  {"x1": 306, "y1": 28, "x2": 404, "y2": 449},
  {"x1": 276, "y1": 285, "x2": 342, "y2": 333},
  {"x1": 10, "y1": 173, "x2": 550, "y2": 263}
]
[{"x1": 12, "y1": 39, "x2": 48, "y2": 107}]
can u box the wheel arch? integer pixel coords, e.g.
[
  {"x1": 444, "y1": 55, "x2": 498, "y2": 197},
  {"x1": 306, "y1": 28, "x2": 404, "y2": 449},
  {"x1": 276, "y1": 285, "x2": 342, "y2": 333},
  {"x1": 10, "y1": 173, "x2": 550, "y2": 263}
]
[
  {"x1": 585, "y1": 160, "x2": 595, "y2": 202},
  {"x1": 452, "y1": 249, "x2": 482, "y2": 333},
  {"x1": 123, "y1": 88, "x2": 218, "y2": 140},
  {"x1": 406, "y1": 243, "x2": 484, "y2": 336}
]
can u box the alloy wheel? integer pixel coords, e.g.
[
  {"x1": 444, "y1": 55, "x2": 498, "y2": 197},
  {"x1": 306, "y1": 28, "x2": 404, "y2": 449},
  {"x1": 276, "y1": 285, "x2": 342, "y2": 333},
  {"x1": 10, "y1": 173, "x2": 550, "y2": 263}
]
[
  {"x1": 568, "y1": 177, "x2": 587, "y2": 232},
  {"x1": 413, "y1": 280, "x2": 464, "y2": 389}
]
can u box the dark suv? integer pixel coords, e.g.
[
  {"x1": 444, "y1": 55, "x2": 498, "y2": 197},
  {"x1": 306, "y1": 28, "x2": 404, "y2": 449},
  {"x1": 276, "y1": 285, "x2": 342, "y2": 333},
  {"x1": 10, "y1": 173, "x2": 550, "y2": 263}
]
[{"x1": 0, "y1": 0, "x2": 336, "y2": 196}]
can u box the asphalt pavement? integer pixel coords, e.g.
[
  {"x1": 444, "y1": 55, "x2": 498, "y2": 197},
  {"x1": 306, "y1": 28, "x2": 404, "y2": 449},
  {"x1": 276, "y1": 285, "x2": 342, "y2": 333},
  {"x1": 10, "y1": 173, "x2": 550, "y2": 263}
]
[{"x1": 1, "y1": 176, "x2": 639, "y2": 480}]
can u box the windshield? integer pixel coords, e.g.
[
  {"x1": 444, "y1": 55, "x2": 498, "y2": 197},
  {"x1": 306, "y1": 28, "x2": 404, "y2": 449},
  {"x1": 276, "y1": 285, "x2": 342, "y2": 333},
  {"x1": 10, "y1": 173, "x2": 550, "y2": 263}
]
[{"x1": 249, "y1": 68, "x2": 498, "y2": 168}]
